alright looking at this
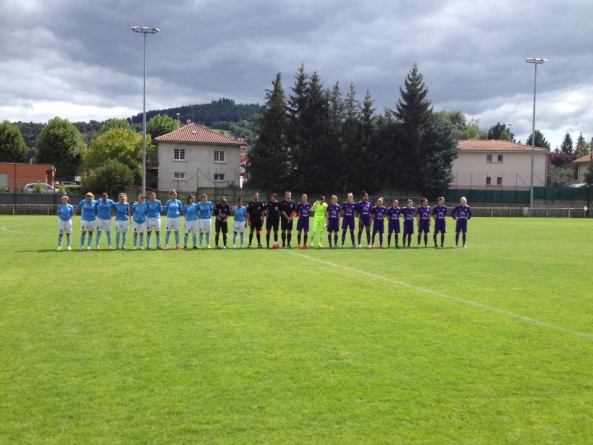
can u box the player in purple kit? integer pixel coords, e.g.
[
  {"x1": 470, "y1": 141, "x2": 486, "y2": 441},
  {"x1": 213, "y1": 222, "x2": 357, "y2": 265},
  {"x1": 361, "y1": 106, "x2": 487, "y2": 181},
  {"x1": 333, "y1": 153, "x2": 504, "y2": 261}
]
[
  {"x1": 451, "y1": 196, "x2": 472, "y2": 248},
  {"x1": 326, "y1": 195, "x2": 341, "y2": 248},
  {"x1": 402, "y1": 199, "x2": 415, "y2": 248},
  {"x1": 385, "y1": 199, "x2": 402, "y2": 248},
  {"x1": 416, "y1": 198, "x2": 431, "y2": 247},
  {"x1": 356, "y1": 192, "x2": 372, "y2": 248},
  {"x1": 296, "y1": 194, "x2": 312, "y2": 248},
  {"x1": 432, "y1": 196, "x2": 447, "y2": 248},
  {"x1": 370, "y1": 197, "x2": 387, "y2": 248},
  {"x1": 341, "y1": 193, "x2": 357, "y2": 248}
]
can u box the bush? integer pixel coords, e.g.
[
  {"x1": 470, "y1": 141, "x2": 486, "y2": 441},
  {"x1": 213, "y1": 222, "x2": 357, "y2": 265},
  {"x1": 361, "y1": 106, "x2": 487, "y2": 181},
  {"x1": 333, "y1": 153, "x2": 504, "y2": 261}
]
[{"x1": 82, "y1": 160, "x2": 134, "y2": 195}]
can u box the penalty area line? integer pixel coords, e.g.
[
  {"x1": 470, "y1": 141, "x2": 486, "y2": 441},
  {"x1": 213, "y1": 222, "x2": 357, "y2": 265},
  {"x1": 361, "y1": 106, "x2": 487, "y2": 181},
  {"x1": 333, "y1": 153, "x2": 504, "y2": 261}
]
[{"x1": 285, "y1": 250, "x2": 593, "y2": 340}]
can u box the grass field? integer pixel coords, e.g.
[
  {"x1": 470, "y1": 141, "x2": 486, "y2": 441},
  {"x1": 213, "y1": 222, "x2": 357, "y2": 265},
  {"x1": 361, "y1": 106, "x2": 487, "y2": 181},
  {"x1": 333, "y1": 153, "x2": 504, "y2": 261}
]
[{"x1": 1, "y1": 215, "x2": 592, "y2": 444}]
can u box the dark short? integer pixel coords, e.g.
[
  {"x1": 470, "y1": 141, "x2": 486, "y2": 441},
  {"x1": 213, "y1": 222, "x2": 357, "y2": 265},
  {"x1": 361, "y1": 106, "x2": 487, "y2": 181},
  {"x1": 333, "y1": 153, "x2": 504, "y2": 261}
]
[
  {"x1": 455, "y1": 219, "x2": 468, "y2": 233},
  {"x1": 249, "y1": 218, "x2": 263, "y2": 231},
  {"x1": 342, "y1": 218, "x2": 355, "y2": 231},
  {"x1": 418, "y1": 220, "x2": 430, "y2": 233},
  {"x1": 359, "y1": 217, "x2": 371, "y2": 229},
  {"x1": 296, "y1": 217, "x2": 309, "y2": 232},
  {"x1": 373, "y1": 222, "x2": 384, "y2": 234},
  {"x1": 434, "y1": 220, "x2": 446, "y2": 234},
  {"x1": 281, "y1": 218, "x2": 294, "y2": 231},
  {"x1": 327, "y1": 219, "x2": 340, "y2": 233},
  {"x1": 404, "y1": 220, "x2": 414, "y2": 235},
  {"x1": 215, "y1": 219, "x2": 228, "y2": 234},
  {"x1": 388, "y1": 219, "x2": 401, "y2": 234},
  {"x1": 266, "y1": 218, "x2": 279, "y2": 231}
]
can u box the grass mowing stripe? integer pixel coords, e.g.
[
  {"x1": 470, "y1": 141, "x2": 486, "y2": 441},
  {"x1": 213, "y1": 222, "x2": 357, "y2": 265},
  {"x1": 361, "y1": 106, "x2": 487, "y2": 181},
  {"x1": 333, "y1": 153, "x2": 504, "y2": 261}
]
[{"x1": 285, "y1": 249, "x2": 593, "y2": 340}]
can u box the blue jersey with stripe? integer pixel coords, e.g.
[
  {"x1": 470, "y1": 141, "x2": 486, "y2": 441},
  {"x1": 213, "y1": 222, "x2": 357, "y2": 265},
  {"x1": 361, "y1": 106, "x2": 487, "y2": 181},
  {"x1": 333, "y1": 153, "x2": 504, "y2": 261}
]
[
  {"x1": 146, "y1": 199, "x2": 162, "y2": 218},
  {"x1": 58, "y1": 204, "x2": 74, "y2": 221},
  {"x1": 77, "y1": 199, "x2": 97, "y2": 222},
  {"x1": 132, "y1": 202, "x2": 148, "y2": 223},
  {"x1": 114, "y1": 202, "x2": 130, "y2": 221}
]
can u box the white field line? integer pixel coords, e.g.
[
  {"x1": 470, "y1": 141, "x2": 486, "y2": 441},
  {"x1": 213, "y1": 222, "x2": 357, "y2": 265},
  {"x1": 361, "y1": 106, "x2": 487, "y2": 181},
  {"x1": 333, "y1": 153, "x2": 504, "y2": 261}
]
[
  {"x1": 0, "y1": 225, "x2": 54, "y2": 236},
  {"x1": 286, "y1": 250, "x2": 593, "y2": 340}
]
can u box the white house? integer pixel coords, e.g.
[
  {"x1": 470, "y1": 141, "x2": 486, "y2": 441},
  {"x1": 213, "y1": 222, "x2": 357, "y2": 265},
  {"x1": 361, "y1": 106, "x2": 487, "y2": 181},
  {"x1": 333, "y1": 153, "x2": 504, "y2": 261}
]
[
  {"x1": 155, "y1": 123, "x2": 245, "y2": 191},
  {"x1": 450, "y1": 140, "x2": 549, "y2": 190},
  {"x1": 572, "y1": 154, "x2": 591, "y2": 183}
]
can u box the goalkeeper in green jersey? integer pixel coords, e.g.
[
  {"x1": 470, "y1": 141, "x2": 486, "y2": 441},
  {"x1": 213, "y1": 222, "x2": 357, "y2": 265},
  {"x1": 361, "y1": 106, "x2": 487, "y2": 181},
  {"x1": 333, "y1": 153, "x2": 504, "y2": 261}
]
[{"x1": 310, "y1": 196, "x2": 328, "y2": 248}]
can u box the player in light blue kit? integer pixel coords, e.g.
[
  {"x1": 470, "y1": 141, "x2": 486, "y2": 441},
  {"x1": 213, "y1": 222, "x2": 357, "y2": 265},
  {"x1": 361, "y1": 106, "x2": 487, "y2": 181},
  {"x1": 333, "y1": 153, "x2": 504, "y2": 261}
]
[
  {"x1": 163, "y1": 189, "x2": 182, "y2": 250},
  {"x1": 94, "y1": 192, "x2": 116, "y2": 250},
  {"x1": 77, "y1": 192, "x2": 97, "y2": 250},
  {"x1": 146, "y1": 191, "x2": 162, "y2": 249},
  {"x1": 131, "y1": 194, "x2": 148, "y2": 249},
  {"x1": 197, "y1": 194, "x2": 214, "y2": 249},
  {"x1": 183, "y1": 194, "x2": 199, "y2": 249},
  {"x1": 57, "y1": 195, "x2": 74, "y2": 250},
  {"x1": 113, "y1": 193, "x2": 131, "y2": 250},
  {"x1": 232, "y1": 197, "x2": 247, "y2": 248}
]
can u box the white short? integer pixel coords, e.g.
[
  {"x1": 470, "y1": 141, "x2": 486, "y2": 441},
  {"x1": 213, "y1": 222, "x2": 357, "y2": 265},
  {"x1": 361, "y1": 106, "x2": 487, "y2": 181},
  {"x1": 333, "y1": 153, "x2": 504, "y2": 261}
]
[
  {"x1": 133, "y1": 221, "x2": 146, "y2": 234},
  {"x1": 58, "y1": 219, "x2": 72, "y2": 235},
  {"x1": 115, "y1": 220, "x2": 129, "y2": 233},
  {"x1": 147, "y1": 217, "x2": 161, "y2": 232},
  {"x1": 185, "y1": 220, "x2": 198, "y2": 234},
  {"x1": 96, "y1": 219, "x2": 112, "y2": 232},
  {"x1": 233, "y1": 221, "x2": 246, "y2": 233},
  {"x1": 199, "y1": 219, "x2": 211, "y2": 233},
  {"x1": 166, "y1": 217, "x2": 180, "y2": 231},
  {"x1": 81, "y1": 220, "x2": 95, "y2": 232}
]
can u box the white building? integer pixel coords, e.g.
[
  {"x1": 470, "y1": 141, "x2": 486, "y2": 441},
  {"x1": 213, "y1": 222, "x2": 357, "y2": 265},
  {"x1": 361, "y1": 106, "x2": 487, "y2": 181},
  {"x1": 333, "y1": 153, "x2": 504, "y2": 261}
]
[
  {"x1": 573, "y1": 154, "x2": 591, "y2": 183},
  {"x1": 450, "y1": 140, "x2": 549, "y2": 190},
  {"x1": 155, "y1": 123, "x2": 245, "y2": 191}
]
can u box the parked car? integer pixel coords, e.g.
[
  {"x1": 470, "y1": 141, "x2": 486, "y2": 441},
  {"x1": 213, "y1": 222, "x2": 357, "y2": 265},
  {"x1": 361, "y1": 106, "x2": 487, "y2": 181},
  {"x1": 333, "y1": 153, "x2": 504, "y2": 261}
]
[
  {"x1": 22, "y1": 183, "x2": 59, "y2": 194},
  {"x1": 60, "y1": 181, "x2": 79, "y2": 186}
]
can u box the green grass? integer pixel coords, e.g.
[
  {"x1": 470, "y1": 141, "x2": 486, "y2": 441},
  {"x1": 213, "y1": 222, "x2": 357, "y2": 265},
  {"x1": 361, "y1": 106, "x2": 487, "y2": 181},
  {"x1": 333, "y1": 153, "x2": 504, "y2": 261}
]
[{"x1": 1, "y1": 216, "x2": 592, "y2": 444}]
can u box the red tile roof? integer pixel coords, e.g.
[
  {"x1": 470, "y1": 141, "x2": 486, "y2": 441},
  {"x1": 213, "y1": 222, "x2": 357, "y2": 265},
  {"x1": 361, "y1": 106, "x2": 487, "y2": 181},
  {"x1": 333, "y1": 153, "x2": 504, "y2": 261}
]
[
  {"x1": 573, "y1": 154, "x2": 593, "y2": 164},
  {"x1": 155, "y1": 123, "x2": 244, "y2": 146},
  {"x1": 458, "y1": 139, "x2": 548, "y2": 152}
]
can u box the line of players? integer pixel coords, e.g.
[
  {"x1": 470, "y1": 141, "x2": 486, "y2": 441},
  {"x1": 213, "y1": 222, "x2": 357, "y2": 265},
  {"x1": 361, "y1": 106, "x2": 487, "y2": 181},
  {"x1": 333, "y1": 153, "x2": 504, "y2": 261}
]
[{"x1": 56, "y1": 189, "x2": 472, "y2": 251}]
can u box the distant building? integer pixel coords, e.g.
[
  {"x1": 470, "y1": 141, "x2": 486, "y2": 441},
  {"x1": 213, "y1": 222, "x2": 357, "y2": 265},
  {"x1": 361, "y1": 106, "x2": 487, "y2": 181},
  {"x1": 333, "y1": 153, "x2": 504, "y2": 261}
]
[
  {"x1": 0, "y1": 163, "x2": 56, "y2": 189},
  {"x1": 573, "y1": 154, "x2": 592, "y2": 183},
  {"x1": 154, "y1": 123, "x2": 245, "y2": 191},
  {"x1": 450, "y1": 140, "x2": 549, "y2": 190}
]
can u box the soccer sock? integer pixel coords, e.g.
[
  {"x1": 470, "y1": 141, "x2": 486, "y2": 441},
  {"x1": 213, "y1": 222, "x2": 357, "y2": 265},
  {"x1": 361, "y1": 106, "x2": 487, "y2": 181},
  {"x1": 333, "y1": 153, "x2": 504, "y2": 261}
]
[
  {"x1": 123, "y1": 233, "x2": 127, "y2": 246},
  {"x1": 240, "y1": 233, "x2": 244, "y2": 246},
  {"x1": 462, "y1": 234, "x2": 467, "y2": 245},
  {"x1": 67, "y1": 236, "x2": 71, "y2": 247},
  {"x1": 379, "y1": 233, "x2": 383, "y2": 245},
  {"x1": 372, "y1": 234, "x2": 376, "y2": 245},
  {"x1": 256, "y1": 233, "x2": 261, "y2": 245},
  {"x1": 80, "y1": 234, "x2": 85, "y2": 247},
  {"x1": 328, "y1": 234, "x2": 332, "y2": 246},
  {"x1": 193, "y1": 234, "x2": 197, "y2": 246},
  {"x1": 417, "y1": 234, "x2": 421, "y2": 245},
  {"x1": 156, "y1": 235, "x2": 161, "y2": 247},
  {"x1": 433, "y1": 233, "x2": 438, "y2": 246},
  {"x1": 233, "y1": 233, "x2": 237, "y2": 245},
  {"x1": 287, "y1": 233, "x2": 292, "y2": 246},
  {"x1": 297, "y1": 234, "x2": 302, "y2": 245},
  {"x1": 206, "y1": 234, "x2": 210, "y2": 246},
  {"x1": 139, "y1": 236, "x2": 144, "y2": 247},
  {"x1": 351, "y1": 231, "x2": 355, "y2": 246},
  {"x1": 165, "y1": 231, "x2": 171, "y2": 245},
  {"x1": 134, "y1": 236, "x2": 138, "y2": 247},
  {"x1": 304, "y1": 234, "x2": 308, "y2": 245},
  {"x1": 249, "y1": 232, "x2": 254, "y2": 245},
  {"x1": 358, "y1": 232, "x2": 362, "y2": 245},
  {"x1": 184, "y1": 234, "x2": 188, "y2": 246},
  {"x1": 175, "y1": 232, "x2": 180, "y2": 246},
  {"x1": 342, "y1": 232, "x2": 346, "y2": 245},
  {"x1": 266, "y1": 233, "x2": 270, "y2": 247},
  {"x1": 366, "y1": 232, "x2": 371, "y2": 245},
  {"x1": 441, "y1": 234, "x2": 445, "y2": 246},
  {"x1": 424, "y1": 234, "x2": 428, "y2": 246},
  {"x1": 215, "y1": 233, "x2": 219, "y2": 246},
  {"x1": 223, "y1": 233, "x2": 227, "y2": 246},
  {"x1": 147, "y1": 234, "x2": 151, "y2": 246},
  {"x1": 199, "y1": 233, "x2": 203, "y2": 246},
  {"x1": 116, "y1": 232, "x2": 120, "y2": 247},
  {"x1": 58, "y1": 236, "x2": 62, "y2": 247},
  {"x1": 395, "y1": 234, "x2": 399, "y2": 247},
  {"x1": 96, "y1": 231, "x2": 102, "y2": 246},
  {"x1": 408, "y1": 234, "x2": 412, "y2": 246},
  {"x1": 282, "y1": 233, "x2": 286, "y2": 247},
  {"x1": 455, "y1": 233, "x2": 460, "y2": 245},
  {"x1": 88, "y1": 234, "x2": 93, "y2": 247},
  {"x1": 311, "y1": 231, "x2": 316, "y2": 244},
  {"x1": 334, "y1": 234, "x2": 338, "y2": 246},
  {"x1": 107, "y1": 231, "x2": 112, "y2": 246}
]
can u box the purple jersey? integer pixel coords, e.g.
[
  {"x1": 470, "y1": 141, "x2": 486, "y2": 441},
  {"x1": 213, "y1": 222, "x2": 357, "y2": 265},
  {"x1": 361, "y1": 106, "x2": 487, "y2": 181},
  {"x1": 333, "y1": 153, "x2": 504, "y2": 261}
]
[
  {"x1": 341, "y1": 202, "x2": 356, "y2": 220},
  {"x1": 386, "y1": 207, "x2": 401, "y2": 234},
  {"x1": 432, "y1": 205, "x2": 447, "y2": 220},
  {"x1": 416, "y1": 206, "x2": 431, "y2": 221},
  {"x1": 327, "y1": 204, "x2": 341, "y2": 232},
  {"x1": 451, "y1": 205, "x2": 472, "y2": 220},
  {"x1": 402, "y1": 207, "x2": 415, "y2": 221},
  {"x1": 371, "y1": 206, "x2": 386, "y2": 233},
  {"x1": 356, "y1": 201, "x2": 372, "y2": 220},
  {"x1": 297, "y1": 202, "x2": 312, "y2": 218}
]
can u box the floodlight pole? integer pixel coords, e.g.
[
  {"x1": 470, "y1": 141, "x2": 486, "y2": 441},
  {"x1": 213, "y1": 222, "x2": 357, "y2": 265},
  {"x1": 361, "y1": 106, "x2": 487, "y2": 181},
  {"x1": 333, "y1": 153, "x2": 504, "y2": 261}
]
[
  {"x1": 131, "y1": 26, "x2": 160, "y2": 196},
  {"x1": 526, "y1": 57, "x2": 547, "y2": 215}
]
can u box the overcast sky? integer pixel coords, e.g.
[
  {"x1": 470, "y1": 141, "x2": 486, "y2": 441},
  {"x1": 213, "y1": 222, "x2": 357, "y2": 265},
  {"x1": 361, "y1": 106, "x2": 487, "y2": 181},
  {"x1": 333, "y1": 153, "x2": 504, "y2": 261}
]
[{"x1": 1, "y1": 0, "x2": 591, "y2": 149}]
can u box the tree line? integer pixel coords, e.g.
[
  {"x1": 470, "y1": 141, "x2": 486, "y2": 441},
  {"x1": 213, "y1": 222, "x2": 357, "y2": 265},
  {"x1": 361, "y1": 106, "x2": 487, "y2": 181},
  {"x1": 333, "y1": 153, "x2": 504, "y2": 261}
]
[{"x1": 247, "y1": 64, "x2": 459, "y2": 198}]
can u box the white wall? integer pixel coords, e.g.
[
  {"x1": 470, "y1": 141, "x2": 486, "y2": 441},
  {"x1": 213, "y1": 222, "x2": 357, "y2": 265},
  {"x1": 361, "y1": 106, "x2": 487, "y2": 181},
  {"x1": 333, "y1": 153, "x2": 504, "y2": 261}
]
[
  {"x1": 450, "y1": 151, "x2": 547, "y2": 190},
  {"x1": 157, "y1": 142, "x2": 241, "y2": 191}
]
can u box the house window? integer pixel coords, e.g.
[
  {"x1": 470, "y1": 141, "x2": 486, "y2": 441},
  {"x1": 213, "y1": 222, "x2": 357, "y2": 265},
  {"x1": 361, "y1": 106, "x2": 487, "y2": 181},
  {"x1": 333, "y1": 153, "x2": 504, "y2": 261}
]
[
  {"x1": 174, "y1": 172, "x2": 185, "y2": 180},
  {"x1": 214, "y1": 174, "x2": 225, "y2": 181},
  {"x1": 497, "y1": 155, "x2": 503, "y2": 163},
  {"x1": 486, "y1": 154, "x2": 492, "y2": 163},
  {"x1": 486, "y1": 177, "x2": 491, "y2": 185},
  {"x1": 496, "y1": 177, "x2": 502, "y2": 185},
  {"x1": 174, "y1": 148, "x2": 186, "y2": 161},
  {"x1": 214, "y1": 150, "x2": 225, "y2": 163}
]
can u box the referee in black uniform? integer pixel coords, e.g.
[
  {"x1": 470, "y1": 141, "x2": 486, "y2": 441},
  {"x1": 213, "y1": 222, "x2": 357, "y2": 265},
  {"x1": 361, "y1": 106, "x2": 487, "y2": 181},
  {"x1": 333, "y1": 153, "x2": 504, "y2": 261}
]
[
  {"x1": 279, "y1": 190, "x2": 297, "y2": 248},
  {"x1": 265, "y1": 193, "x2": 281, "y2": 248},
  {"x1": 214, "y1": 197, "x2": 231, "y2": 249},
  {"x1": 247, "y1": 192, "x2": 265, "y2": 248}
]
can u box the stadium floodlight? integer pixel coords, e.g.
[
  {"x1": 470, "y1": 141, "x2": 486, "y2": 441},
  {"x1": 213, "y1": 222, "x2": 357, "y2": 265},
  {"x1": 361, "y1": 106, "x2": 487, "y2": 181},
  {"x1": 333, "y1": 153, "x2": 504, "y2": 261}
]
[
  {"x1": 526, "y1": 57, "x2": 547, "y2": 215},
  {"x1": 131, "y1": 25, "x2": 161, "y2": 196}
]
